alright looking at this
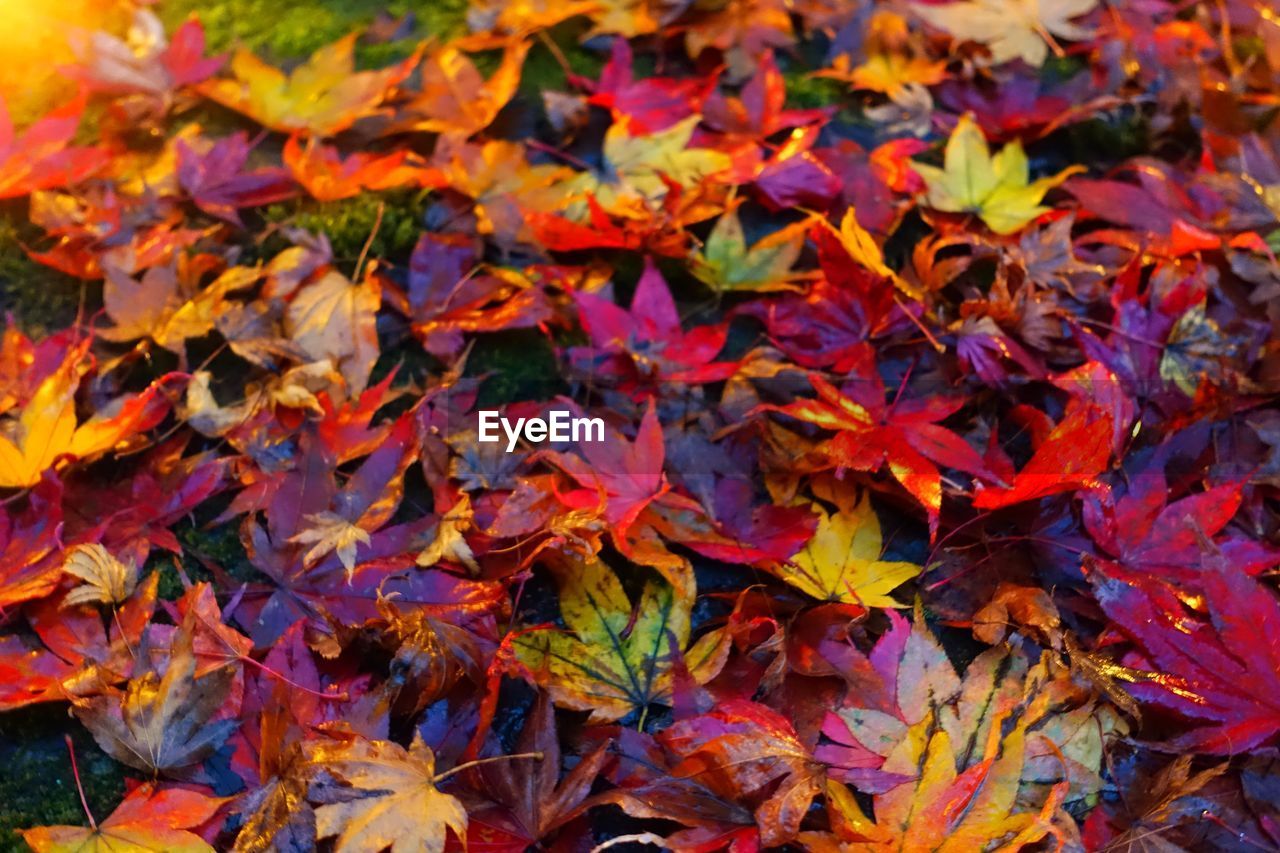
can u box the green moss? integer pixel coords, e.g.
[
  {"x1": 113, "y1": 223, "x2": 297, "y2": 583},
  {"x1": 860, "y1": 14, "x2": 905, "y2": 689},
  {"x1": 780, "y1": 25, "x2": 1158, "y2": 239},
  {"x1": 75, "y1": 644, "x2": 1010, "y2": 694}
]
[
  {"x1": 0, "y1": 707, "x2": 131, "y2": 852},
  {"x1": 160, "y1": 0, "x2": 467, "y2": 64},
  {"x1": 781, "y1": 72, "x2": 845, "y2": 111},
  {"x1": 0, "y1": 213, "x2": 88, "y2": 335},
  {"x1": 262, "y1": 189, "x2": 425, "y2": 267},
  {"x1": 517, "y1": 24, "x2": 605, "y2": 96},
  {"x1": 152, "y1": 521, "x2": 263, "y2": 601},
  {"x1": 467, "y1": 329, "x2": 565, "y2": 406}
]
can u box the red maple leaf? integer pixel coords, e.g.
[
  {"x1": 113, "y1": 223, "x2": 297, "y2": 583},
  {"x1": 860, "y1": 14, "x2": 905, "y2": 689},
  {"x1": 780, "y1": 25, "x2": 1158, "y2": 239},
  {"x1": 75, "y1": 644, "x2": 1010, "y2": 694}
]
[
  {"x1": 764, "y1": 369, "x2": 991, "y2": 537},
  {"x1": 569, "y1": 257, "x2": 740, "y2": 394},
  {"x1": 1093, "y1": 560, "x2": 1280, "y2": 754},
  {"x1": 0, "y1": 91, "x2": 108, "y2": 198}
]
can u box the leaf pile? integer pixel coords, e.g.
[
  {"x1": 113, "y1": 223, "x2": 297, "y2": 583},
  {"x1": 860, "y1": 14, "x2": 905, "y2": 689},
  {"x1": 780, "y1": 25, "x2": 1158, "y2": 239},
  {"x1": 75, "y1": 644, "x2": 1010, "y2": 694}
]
[{"x1": 1, "y1": 0, "x2": 1279, "y2": 850}]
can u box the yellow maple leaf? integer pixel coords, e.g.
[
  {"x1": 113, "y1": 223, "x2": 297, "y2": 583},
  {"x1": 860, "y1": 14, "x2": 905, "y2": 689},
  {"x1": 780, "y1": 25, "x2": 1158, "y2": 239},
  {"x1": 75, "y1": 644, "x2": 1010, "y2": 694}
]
[
  {"x1": 468, "y1": 0, "x2": 600, "y2": 35},
  {"x1": 913, "y1": 0, "x2": 1099, "y2": 67},
  {"x1": 197, "y1": 34, "x2": 419, "y2": 136},
  {"x1": 585, "y1": 0, "x2": 666, "y2": 38},
  {"x1": 815, "y1": 12, "x2": 946, "y2": 95},
  {"x1": 781, "y1": 493, "x2": 922, "y2": 608},
  {"x1": 560, "y1": 115, "x2": 730, "y2": 219},
  {"x1": 284, "y1": 270, "x2": 381, "y2": 396},
  {"x1": 394, "y1": 40, "x2": 529, "y2": 137},
  {"x1": 435, "y1": 138, "x2": 570, "y2": 239},
  {"x1": 23, "y1": 783, "x2": 223, "y2": 853},
  {"x1": 309, "y1": 734, "x2": 467, "y2": 853},
  {"x1": 911, "y1": 113, "x2": 1083, "y2": 234},
  {"x1": 0, "y1": 353, "x2": 174, "y2": 489}
]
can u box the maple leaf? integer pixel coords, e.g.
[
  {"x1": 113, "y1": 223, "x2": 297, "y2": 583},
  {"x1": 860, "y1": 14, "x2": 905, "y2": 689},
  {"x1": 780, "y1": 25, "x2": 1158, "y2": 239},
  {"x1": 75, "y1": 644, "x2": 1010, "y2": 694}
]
[
  {"x1": 657, "y1": 699, "x2": 825, "y2": 847},
  {"x1": 1092, "y1": 560, "x2": 1280, "y2": 754},
  {"x1": 584, "y1": 0, "x2": 676, "y2": 38},
  {"x1": 283, "y1": 136, "x2": 442, "y2": 202},
  {"x1": 782, "y1": 491, "x2": 922, "y2": 608},
  {"x1": 569, "y1": 257, "x2": 740, "y2": 391},
  {"x1": 559, "y1": 114, "x2": 731, "y2": 218},
  {"x1": 23, "y1": 782, "x2": 226, "y2": 853},
  {"x1": 467, "y1": 0, "x2": 599, "y2": 35},
  {"x1": 704, "y1": 50, "x2": 829, "y2": 140},
  {"x1": 817, "y1": 609, "x2": 1122, "y2": 806},
  {"x1": 475, "y1": 691, "x2": 611, "y2": 847},
  {"x1": 913, "y1": 0, "x2": 1099, "y2": 67},
  {"x1": 683, "y1": 0, "x2": 795, "y2": 81},
  {"x1": 0, "y1": 346, "x2": 179, "y2": 489},
  {"x1": 176, "y1": 132, "x2": 297, "y2": 226},
  {"x1": 586, "y1": 37, "x2": 712, "y2": 133},
  {"x1": 431, "y1": 137, "x2": 571, "y2": 244},
  {"x1": 817, "y1": 206, "x2": 923, "y2": 300},
  {"x1": 289, "y1": 511, "x2": 373, "y2": 578},
  {"x1": 396, "y1": 230, "x2": 553, "y2": 359},
  {"x1": 806, "y1": 723, "x2": 1068, "y2": 852},
  {"x1": 284, "y1": 270, "x2": 381, "y2": 396},
  {"x1": 1159, "y1": 301, "x2": 1242, "y2": 396},
  {"x1": 65, "y1": 10, "x2": 225, "y2": 98},
  {"x1": 511, "y1": 554, "x2": 726, "y2": 723},
  {"x1": 1083, "y1": 468, "x2": 1280, "y2": 582},
  {"x1": 415, "y1": 491, "x2": 480, "y2": 574},
  {"x1": 815, "y1": 11, "x2": 947, "y2": 95},
  {"x1": 763, "y1": 371, "x2": 991, "y2": 537},
  {"x1": 196, "y1": 34, "x2": 419, "y2": 136},
  {"x1": 102, "y1": 259, "x2": 262, "y2": 356},
  {"x1": 76, "y1": 612, "x2": 239, "y2": 777},
  {"x1": 61, "y1": 543, "x2": 139, "y2": 607},
  {"x1": 0, "y1": 91, "x2": 108, "y2": 198},
  {"x1": 308, "y1": 733, "x2": 467, "y2": 853},
  {"x1": 2, "y1": 553, "x2": 158, "y2": 711},
  {"x1": 691, "y1": 205, "x2": 812, "y2": 292},
  {"x1": 972, "y1": 399, "x2": 1113, "y2": 509},
  {"x1": 911, "y1": 113, "x2": 1083, "y2": 234},
  {"x1": 391, "y1": 39, "x2": 529, "y2": 137}
]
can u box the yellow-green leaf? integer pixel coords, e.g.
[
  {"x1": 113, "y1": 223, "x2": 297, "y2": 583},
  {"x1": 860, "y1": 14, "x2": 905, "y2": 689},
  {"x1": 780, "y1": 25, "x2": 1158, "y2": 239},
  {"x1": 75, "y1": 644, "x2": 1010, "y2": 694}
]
[
  {"x1": 561, "y1": 115, "x2": 730, "y2": 218},
  {"x1": 912, "y1": 113, "x2": 1082, "y2": 234},
  {"x1": 692, "y1": 206, "x2": 811, "y2": 292},
  {"x1": 513, "y1": 555, "x2": 726, "y2": 723}
]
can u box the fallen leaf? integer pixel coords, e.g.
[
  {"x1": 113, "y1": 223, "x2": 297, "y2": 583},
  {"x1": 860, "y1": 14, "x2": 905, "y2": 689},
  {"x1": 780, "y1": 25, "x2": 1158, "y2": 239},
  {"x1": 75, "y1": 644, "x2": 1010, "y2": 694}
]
[
  {"x1": 196, "y1": 34, "x2": 419, "y2": 136},
  {"x1": 308, "y1": 733, "x2": 467, "y2": 853},
  {"x1": 23, "y1": 782, "x2": 225, "y2": 853},
  {"x1": 782, "y1": 492, "x2": 922, "y2": 607},
  {"x1": 61, "y1": 543, "x2": 139, "y2": 608},
  {"x1": 512, "y1": 554, "x2": 725, "y2": 723},
  {"x1": 76, "y1": 612, "x2": 239, "y2": 776},
  {"x1": 914, "y1": 0, "x2": 1099, "y2": 67},
  {"x1": 912, "y1": 113, "x2": 1083, "y2": 233}
]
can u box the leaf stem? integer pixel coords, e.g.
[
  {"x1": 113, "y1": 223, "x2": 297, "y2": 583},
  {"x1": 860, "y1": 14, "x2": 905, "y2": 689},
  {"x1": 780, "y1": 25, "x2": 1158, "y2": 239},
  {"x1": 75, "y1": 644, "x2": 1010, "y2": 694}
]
[
  {"x1": 354, "y1": 201, "x2": 386, "y2": 283},
  {"x1": 64, "y1": 735, "x2": 97, "y2": 831},
  {"x1": 432, "y1": 751, "x2": 544, "y2": 784}
]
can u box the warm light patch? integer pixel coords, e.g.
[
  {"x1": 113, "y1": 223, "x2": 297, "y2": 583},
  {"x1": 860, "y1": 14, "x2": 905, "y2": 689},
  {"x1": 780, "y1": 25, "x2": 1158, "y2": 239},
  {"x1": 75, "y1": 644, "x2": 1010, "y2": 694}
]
[{"x1": 0, "y1": 0, "x2": 127, "y2": 124}]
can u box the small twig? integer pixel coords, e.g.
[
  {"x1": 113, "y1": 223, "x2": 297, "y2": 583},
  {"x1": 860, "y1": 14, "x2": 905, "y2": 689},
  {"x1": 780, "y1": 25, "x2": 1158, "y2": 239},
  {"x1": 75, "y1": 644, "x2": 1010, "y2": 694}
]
[
  {"x1": 432, "y1": 751, "x2": 544, "y2": 784},
  {"x1": 526, "y1": 139, "x2": 594, "y2": 171},
  {"x1": 590, "y1": 833, "x2": 669, "y2": 852},
  {"x1": 65, "y1": 735, "x2": 97, "y2": 831},
  {"x1": 536, "y1": 30, "x2": 574, "y2": 80},
  {"x1": 353, "y1": 201, "x2": 386, "y2": 283}
]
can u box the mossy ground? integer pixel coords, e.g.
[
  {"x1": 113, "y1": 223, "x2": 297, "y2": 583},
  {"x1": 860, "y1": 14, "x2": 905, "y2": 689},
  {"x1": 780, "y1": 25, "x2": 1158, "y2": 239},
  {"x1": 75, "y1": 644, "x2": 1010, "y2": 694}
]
[{"x1": 0, "y1": 708, "x2": 133, "y2": 852}]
